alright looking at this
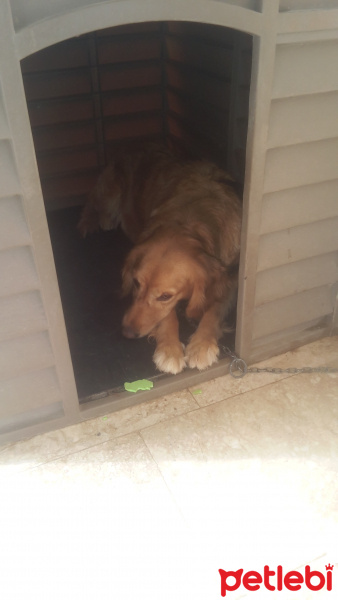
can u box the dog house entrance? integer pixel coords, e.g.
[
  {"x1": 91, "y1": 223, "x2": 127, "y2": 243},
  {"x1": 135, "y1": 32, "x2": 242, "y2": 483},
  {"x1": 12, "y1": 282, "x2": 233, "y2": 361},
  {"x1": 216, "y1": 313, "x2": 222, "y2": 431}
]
[{"x1": 21, "y1": 21, "x2": 252, "y2": 401}]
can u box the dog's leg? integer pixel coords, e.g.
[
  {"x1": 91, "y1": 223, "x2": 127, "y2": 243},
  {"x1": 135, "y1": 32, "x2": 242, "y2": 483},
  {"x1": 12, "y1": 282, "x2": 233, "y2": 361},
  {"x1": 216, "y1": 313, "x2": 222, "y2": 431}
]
[
  {"x1": 153, "y1": 310, "x2": 186, "y2": 375},
  {"x1": 185, "y1": 301, "x2": 225, "y2": 370}
]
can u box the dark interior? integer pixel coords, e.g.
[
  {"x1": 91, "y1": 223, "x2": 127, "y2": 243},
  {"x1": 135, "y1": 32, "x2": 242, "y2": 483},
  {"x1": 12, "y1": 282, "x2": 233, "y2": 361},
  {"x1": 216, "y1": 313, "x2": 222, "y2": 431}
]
[{"x1": 21, "y1": 21, "x2": 252, "y2": 401}]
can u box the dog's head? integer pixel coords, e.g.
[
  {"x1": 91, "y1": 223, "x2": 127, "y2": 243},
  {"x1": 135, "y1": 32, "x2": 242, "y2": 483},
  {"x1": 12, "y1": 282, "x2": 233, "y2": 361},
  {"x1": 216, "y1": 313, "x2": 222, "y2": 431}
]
[{"x1": 121, "y1": 235, "x2": 228, "y2": 339}]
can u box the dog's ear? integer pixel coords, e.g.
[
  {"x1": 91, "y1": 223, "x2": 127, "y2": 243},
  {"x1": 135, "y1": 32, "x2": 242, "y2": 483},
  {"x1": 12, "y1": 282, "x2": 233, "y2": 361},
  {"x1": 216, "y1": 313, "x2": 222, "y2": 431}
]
[
  {"x1": 186, "y1": 274, "x2": 207, "y2": 320},
  {"x1": 186, "y1": 252, "x2": 226, "y2": 320},
  {"x1": 121, "y1": 246, "x2": 144, "y2": 296}
]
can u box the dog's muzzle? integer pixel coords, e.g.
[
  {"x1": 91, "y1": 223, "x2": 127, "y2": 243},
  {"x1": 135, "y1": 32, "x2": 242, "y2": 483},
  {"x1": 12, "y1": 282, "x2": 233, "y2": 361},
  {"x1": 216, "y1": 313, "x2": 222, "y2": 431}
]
[{"x1": 122, "y1": 324, "x2": 140, "y2": 339}]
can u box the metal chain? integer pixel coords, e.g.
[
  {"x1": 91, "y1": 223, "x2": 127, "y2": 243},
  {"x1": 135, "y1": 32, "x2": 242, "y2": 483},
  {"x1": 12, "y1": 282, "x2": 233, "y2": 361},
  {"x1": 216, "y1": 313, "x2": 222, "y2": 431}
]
[{"x1": 222, "y1": 347, "x2": 338, "y2": 379}]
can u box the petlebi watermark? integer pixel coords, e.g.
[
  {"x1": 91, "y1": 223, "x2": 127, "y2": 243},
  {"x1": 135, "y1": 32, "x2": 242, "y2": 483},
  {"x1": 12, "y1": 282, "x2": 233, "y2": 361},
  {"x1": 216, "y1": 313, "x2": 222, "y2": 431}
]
[{"x1": 218, "y1": 564, "x2": 334, "y2": 596}]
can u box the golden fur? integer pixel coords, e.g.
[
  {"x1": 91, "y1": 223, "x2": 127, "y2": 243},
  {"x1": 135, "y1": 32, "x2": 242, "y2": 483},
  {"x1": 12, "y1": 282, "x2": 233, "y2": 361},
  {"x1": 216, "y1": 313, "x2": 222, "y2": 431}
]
[{"x1": 79, "y1": 143, "x2": 242, "y2": 374}]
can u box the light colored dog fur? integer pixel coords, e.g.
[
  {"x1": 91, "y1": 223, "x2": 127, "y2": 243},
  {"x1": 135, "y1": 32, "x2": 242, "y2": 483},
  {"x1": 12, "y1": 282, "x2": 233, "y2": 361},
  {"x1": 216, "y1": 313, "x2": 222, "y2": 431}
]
[{"x1": 79, "y1": 143, "x2": 242, "y2": 374}]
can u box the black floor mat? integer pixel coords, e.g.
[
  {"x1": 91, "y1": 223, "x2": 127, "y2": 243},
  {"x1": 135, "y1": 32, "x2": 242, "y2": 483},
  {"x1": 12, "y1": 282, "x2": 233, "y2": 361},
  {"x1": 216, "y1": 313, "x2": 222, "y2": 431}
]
[{"x1": 47, "y1": 207, "x2": 235, "y2": 400}]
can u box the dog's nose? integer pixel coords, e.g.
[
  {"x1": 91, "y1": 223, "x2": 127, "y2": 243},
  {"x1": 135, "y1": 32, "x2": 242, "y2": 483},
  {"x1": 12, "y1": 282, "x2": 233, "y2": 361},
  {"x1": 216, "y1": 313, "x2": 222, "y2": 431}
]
[{"x1": 122, "y1": 324, "x2": 139, "y2": 339}]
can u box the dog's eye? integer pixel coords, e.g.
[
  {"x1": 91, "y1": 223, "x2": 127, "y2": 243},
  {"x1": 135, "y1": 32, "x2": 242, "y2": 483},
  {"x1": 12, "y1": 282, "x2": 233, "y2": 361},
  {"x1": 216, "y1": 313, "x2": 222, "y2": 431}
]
[
  {"x1": 156, "y1": 293, "x2": 173, "y2": 302},
  {"x1": 133, "y1": 278, "x2": 140, "y2": 290}
]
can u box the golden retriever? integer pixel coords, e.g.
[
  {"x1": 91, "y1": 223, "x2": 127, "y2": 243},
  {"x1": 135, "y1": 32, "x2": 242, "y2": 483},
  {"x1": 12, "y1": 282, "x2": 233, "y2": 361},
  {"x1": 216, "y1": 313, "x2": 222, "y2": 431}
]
[{"x1": 79, "y1": 143, "x2": 242, "y2": 374}]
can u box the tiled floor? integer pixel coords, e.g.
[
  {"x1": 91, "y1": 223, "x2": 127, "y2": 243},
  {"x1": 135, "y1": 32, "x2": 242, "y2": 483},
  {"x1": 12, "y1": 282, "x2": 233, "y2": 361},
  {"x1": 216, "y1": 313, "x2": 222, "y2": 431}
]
[{"x1": 1, "y1": 336, "x2": 338, "y2": 599}]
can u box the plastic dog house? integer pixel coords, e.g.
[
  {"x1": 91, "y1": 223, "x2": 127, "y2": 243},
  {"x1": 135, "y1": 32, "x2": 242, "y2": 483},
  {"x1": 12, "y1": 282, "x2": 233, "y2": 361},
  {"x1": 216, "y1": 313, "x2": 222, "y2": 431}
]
[{"x1": 1, "y1": 0, "x2": 337, "y2": 444}]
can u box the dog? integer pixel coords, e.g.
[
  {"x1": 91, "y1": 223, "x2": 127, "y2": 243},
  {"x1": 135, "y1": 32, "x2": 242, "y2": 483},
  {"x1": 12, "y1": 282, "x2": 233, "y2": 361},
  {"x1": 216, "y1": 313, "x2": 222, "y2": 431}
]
[{"x1": 79, "y1": 143, "x2": 242, "y2": 374}]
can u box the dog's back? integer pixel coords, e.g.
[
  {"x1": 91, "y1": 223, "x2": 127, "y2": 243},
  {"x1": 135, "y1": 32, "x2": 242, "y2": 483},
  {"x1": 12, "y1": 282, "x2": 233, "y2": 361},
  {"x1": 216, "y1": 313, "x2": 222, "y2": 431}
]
[
  {"x1": 79, "y1": 143, "x2": 185, "y2": 241},
  {"x1": 79, "y1": 142, "x2": 242, "y2": 264}
]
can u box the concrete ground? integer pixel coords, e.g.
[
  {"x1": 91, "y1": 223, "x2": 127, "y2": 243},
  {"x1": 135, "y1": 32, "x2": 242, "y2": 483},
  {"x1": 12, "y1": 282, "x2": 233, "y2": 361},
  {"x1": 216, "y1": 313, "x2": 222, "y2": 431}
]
[{"x1": 1, "y1": 336, "x2": 337, "y2": 599}]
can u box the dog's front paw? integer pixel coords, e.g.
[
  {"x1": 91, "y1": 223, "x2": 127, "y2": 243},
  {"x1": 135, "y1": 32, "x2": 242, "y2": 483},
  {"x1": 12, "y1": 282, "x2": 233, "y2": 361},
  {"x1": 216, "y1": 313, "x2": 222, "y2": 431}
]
[
  {"x1": 185, "y1": 335, "x2": 219, "y2": 370},
  {"x1": 153, "y1": 343, "x2": 186, "y2": 374}
]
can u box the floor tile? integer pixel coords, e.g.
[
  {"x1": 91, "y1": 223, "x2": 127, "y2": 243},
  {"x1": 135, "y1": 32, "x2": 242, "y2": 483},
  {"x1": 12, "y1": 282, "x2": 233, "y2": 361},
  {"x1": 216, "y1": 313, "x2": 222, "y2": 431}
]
[
  {"x1": 1, "y1": 432, "x2": 196, "y2": 600},
  {"x1": 189, "y1": 335, "x2": 338, "y2": 407},
  {"x1": 0, "y1": 389, "x2": 198, "y2": 476},
  {"x1": 141, "y1": 370, "x2": 338, "y2": 570}
]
